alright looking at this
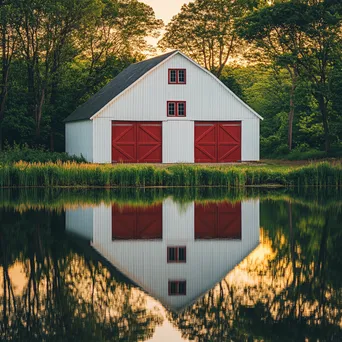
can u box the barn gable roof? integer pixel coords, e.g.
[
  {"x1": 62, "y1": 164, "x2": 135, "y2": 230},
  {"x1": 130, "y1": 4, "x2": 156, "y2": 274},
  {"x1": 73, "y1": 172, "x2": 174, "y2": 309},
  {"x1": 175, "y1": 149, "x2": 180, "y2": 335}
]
[
  {"x1": 64, "y1": 50, "x2": 177, "y2": 123},
  {"x1": 64, "y1": 50, "x2": 263, "y2": 123}
]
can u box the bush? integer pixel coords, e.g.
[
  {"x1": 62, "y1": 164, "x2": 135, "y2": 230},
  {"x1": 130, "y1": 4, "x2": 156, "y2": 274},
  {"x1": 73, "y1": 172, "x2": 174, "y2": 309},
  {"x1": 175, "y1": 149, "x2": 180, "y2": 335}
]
[
  {"x1": 0, "y1": 143, "x2": 86, "y2": 164},
  {"x1": 261, "y1": 135, "x2": 287, "y2": 157}
]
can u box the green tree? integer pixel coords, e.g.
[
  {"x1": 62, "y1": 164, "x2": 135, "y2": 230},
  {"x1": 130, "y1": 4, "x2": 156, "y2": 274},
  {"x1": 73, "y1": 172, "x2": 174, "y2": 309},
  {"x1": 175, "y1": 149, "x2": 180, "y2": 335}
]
[
  {"x1": 236, "y1": 2, "x2": 304, "y2": 151},
  {"x1": 0, "y1": 0, "x2": 17, "y2": 150},
  {"x1": 159, "y1": 0, "x2": 255, "y2": 78},
  {"x1": 238, "y1": 0, "x2": 342, "y2": 152},
  {"x1": 0, "y1": 0, "x2": 162, "y2": 150}
]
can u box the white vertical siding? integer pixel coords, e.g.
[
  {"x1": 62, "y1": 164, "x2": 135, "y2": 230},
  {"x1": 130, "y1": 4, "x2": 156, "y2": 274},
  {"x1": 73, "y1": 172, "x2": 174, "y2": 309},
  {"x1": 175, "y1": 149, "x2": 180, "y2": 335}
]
[
  {"x1": 163, "y1": 121, "x2": 194, "y2": 163},
  {"x1": 65, "y1": 120, "x2": 93, "y2": 162},
  {"x1": 70, "y1": 199, "x2": 260, "y2": 311},
  {"x1": 163, "y1": 199, "x2": 194, "y2": 241},
  {"x1": 92, "y1": 203, "x2": 112, "y2": 250},
  {"x1": 66, "y1": 206, "x2": 94, "y2": 241},
  {"x1": 242, "y1": 199, "x2": 260, "y2": 245},
  {"x1": 91, "y1": 53, "x2": 260, "y2": 163},
  {"x1": 94, "y1": 54, "x2": 260, "y2": 122},
  {"x1": 242, "y1": 119, "x2": 260, "y2": 161},
  {"x1": 93, "y1": 119, "x2": 111, "y2": 163}
]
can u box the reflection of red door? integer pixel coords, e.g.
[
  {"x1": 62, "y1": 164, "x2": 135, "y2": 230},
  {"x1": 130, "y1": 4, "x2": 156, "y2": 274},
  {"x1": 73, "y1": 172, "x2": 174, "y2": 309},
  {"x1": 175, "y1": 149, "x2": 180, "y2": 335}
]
[
  {"x1": 112, "y1": 204, "x2": 162, "y2": 240},
  {"x1": 112, "y1": 121, "x2": 162, "y2": 163},
  {"x1": 195, "y1": 122, "x2": 241, "y2": 162},
  {"x1": 195, "y1": 202, "x2": 241, "y2": 239}
]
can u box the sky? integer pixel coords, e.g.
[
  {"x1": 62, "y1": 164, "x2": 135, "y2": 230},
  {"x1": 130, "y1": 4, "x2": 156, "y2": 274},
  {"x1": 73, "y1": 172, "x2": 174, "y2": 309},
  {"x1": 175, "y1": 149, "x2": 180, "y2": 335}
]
[
  {"x1": 141, "y1": 1, "x2": 192, "y2": 50},
  {"x1": 142, "y1": 0, "x2": 192, "y2": 24}
]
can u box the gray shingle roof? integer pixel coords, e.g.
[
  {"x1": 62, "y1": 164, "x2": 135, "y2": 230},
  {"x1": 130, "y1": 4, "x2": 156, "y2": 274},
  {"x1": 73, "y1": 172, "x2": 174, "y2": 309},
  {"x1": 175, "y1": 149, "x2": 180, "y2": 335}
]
[{"x1": 64, "y1": 50, "x2": 177, "y2": 123}]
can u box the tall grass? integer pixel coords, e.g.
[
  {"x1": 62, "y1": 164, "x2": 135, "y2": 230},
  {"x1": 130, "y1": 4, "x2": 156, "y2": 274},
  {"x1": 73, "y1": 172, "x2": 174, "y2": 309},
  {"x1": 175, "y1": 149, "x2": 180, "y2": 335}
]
[{"x1": 0, "y1": 161, "x2": 341, "y2": 188}]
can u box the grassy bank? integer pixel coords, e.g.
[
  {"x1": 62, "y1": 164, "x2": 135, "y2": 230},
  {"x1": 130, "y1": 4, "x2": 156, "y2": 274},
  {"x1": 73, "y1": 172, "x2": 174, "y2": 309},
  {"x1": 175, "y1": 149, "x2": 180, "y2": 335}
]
[{"x1": 0, "y1": 161, "x2": 341, "y2": 188}]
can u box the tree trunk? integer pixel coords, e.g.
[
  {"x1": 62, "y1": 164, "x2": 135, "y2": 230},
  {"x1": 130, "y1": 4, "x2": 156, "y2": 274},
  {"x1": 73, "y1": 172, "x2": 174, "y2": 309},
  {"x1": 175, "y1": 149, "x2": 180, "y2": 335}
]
[
  {"x1": 0, "y1": 73, "x2": 9, "y2": 151},
  {"x1": 288, "y1": 74, "x2": 297, "y2": 151},
  {"x1": 0, "y1": 121, "x2": 3, "y2": 151},
  {"x1": 316, "y1": 94, "x2": 330, "y2": 152},
  {"x1": 0, "y1": 9, "x2": 10, "y2": 151},
  {"x1": 35, "y1": 88, "x2": 45, "y2": 139},
  {"x1": 288, "y1": 93, "x2": 295, "y2": 151},
  {"x1": 50, "y1": 132, "x2": 54, "y2": 151},
  {"x1": 27, "y1": 62, "x2": 35, "y2": 118}
]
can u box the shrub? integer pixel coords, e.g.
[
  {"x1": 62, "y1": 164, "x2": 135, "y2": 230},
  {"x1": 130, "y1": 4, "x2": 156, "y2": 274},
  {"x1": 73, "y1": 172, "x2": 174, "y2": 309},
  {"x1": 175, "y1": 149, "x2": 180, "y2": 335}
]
[
  {"x1": 261, "y1": 135, "x2": 283, "y2": 156},
  {"x1": 0, "y1": 143, "x2": 86, "y2": 164}
]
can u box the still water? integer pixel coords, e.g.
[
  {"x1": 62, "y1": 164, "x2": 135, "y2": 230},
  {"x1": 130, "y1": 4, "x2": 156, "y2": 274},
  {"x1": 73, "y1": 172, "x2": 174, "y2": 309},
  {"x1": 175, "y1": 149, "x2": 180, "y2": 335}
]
[{"x1": 0, "y1": 188, "x2": 341, "y2": 341}]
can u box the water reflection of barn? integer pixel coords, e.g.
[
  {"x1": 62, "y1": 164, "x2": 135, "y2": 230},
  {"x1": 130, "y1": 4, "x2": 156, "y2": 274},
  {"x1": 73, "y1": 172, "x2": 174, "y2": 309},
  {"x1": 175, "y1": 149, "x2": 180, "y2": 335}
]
[{"x1": 66, "y1": 199, "x2": 260, "y2": 311}]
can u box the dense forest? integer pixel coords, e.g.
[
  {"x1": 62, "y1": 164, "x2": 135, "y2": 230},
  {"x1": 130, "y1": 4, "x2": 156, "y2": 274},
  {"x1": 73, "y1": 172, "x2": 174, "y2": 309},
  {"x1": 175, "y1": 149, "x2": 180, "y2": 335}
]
[{"x1": 0, "y1": 0, "x2": 341, "y2": 158}]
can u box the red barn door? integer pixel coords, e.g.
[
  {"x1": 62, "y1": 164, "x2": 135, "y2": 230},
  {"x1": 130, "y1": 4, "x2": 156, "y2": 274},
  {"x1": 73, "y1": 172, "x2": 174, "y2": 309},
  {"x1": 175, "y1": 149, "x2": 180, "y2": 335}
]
[
  {"x1": 112, "y1": 204, "x2": 162, "y2": 240},
  {"x1": 195, "y1": 202, "x2": 241, "y2": 239},
  {"x1": 112, "y1": 121, "x2": 162, "y2": 163},
  {"x1": 195, "y1": 122, "x2": 241, "y2": 162}
]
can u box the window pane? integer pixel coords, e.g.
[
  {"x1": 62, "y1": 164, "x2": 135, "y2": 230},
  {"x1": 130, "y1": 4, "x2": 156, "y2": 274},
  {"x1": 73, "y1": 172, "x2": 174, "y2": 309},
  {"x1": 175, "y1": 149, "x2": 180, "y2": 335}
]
[
  {"x1": 168, "y1": 248, "x2": 176, "y2": 261},
  {"x1": 170, "y1": 70, "x2": 177, "y2": 83},
  {"x1": 170, "y1": 282, "x2": 177, "y2": 295},
  {"x1": 178, "y1": 70, "x2": 185, "y2": 83},
  {"x1": 168, "y1": 103, "x2": 175, "y2": 115},
  {"x1": 178, "y1": 103, "x2": 185, "y2": 116},
  {"x1": 178, "y1": 281, "x2": 186, "y2": 295},
  {"x1": 178, "y1": 247, "x2": 186, "y2": 261}
]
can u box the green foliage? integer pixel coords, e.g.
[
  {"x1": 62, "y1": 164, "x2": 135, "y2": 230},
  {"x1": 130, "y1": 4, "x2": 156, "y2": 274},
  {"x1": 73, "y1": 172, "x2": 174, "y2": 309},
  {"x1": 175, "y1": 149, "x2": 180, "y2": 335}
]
[
  {"x1": 236, "y1": 0, "x2": 342, "y2": 152},
  {"x1": 0, "y1": 143, "x2": 86, "y2": 164},
  {"x1": 0, "y1": 0, "x2": 162, "y2": 151},
  {"x1": 159, "y1": 0, "x2": 252, "y2": 77}
]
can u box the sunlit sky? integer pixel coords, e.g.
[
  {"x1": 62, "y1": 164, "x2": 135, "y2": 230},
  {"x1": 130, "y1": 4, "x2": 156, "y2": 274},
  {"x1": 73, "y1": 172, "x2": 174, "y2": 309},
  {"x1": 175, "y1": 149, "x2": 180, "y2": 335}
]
[
  {"x1": 142, "y1": 0, "x2": 192, "y2": 24},
  {"x1": 142, "y1": 1, "x2": 193, "y2": 51}
]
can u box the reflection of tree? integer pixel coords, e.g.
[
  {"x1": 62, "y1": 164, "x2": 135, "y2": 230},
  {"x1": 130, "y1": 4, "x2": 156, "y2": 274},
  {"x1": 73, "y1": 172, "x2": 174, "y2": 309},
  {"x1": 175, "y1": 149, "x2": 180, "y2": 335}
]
[
  {"x1": 0, "y1": 210, "x2": 162, "y2": 341},
  {"x1": 168, "y1": 200, "x2": 342, "y2": 341},
  {"x1": 2, "y1": 187, "x2": 342, "y2": 212}
]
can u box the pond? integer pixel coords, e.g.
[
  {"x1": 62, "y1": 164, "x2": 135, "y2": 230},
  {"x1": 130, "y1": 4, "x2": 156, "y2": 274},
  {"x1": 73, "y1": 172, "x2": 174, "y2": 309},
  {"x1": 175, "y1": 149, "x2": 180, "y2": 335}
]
[{"x1": 0, "y1": 188, "x2": 341, "y2": 341}]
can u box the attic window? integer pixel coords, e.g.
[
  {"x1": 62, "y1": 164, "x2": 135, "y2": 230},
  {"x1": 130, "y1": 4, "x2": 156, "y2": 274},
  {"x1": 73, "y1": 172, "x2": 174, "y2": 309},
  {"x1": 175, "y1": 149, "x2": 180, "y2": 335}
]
[
  {"x1": 167, "y1": 247, "x2": 186, "y2": 263},
  {"x1": 168, "y1": 280, "x2": 186, "y2": 295},
  {"x1": 168, "y1": 69, "x2": 186, "y2": 84},
  {"x1": 167, "y1": 101, "x2": 186, "y2": 117}
]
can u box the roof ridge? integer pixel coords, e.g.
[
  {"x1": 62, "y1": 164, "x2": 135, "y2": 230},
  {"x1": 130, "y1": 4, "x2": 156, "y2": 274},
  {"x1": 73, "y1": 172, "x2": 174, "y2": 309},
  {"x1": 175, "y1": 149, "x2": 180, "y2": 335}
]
[{"x1": 132, "y1": 50, "x2": 178, "y2": 65}]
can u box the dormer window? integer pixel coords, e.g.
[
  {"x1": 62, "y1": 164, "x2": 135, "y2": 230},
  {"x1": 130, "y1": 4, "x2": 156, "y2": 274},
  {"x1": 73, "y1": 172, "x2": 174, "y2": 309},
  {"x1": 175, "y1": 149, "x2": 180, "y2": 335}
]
[
  {"x1": 168, "y1": 69, "x2": 186, "y2": 84},
  {"x1": 167, "y1": 101, "x2": 186, "y2": 117}
]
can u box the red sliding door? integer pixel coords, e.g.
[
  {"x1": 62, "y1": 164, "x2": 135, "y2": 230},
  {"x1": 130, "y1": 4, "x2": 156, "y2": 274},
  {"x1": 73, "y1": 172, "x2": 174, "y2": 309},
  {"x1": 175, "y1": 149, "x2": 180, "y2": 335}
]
[
  {"x1": 195, "y1": 122, "x2": 241, "y2": 162},
  {"x1": 112, "y1": 204, "x2": 162, "y2": 240},
  {"x1": 195, "y1": 202, "x2": 241, "y2": 239},
  {"x1": 112, "y1": 121, "x2": 162, "y2": 163}
]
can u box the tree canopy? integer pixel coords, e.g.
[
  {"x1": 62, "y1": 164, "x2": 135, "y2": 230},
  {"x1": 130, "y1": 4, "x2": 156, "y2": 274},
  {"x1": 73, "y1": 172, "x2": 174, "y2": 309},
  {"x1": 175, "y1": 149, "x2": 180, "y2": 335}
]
[{"x1": 0, "y1": 0, "x2": 341, "y2": 158}]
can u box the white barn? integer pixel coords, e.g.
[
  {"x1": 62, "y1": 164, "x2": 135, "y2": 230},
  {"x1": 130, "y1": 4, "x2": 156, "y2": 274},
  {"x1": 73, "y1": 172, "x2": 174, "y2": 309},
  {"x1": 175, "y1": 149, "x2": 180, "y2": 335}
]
[
  {"x1": 66, "y1": 198, "x2": 260, "y2": 311},
  {"x1": 65, "y1": 50, "x2": 262, "y2": 163}
]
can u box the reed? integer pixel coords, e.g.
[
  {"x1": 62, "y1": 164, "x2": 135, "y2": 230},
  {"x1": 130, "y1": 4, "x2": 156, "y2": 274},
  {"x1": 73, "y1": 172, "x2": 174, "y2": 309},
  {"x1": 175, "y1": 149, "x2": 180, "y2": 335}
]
[{"x1": 0, "y1": 161, "x2": 341, "y2": 188}]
